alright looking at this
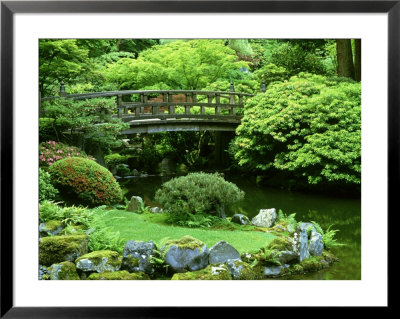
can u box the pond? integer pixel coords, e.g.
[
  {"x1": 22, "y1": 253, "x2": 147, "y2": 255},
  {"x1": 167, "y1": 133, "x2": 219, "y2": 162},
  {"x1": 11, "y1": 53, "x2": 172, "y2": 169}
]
[{"x1": 119, "y1": 173, "x2": 361, "y2": 280}]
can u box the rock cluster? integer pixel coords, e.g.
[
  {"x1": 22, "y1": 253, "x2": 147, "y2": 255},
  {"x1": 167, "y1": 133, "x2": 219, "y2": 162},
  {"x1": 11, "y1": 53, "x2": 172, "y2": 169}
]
[{"x1": 38, "y1": 207, "x2": 335, "y2": 280}]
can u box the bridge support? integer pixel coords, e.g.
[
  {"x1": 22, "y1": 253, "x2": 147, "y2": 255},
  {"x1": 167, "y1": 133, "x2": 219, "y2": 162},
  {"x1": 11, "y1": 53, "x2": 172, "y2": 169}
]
[{"x1": 214, "y1": 131, "x2": 235, "y2": 168}]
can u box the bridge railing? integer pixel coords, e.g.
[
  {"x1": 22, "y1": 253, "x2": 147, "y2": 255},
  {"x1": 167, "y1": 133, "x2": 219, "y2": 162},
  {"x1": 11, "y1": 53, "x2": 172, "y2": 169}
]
[{"x1": 40, "y1": 84, "x2": 255, "y2": 121}]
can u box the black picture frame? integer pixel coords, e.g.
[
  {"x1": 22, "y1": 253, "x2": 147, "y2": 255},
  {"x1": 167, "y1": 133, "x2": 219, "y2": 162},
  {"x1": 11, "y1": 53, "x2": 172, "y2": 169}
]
[{"x1": 1, "y1": 0, "x2": 395, "y2": 317}]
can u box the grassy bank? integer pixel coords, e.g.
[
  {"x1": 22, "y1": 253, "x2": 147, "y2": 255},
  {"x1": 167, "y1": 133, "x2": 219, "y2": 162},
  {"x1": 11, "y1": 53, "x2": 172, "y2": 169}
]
[{"x1": 98, "y1": 209, "x2": 277, "y2": 253}]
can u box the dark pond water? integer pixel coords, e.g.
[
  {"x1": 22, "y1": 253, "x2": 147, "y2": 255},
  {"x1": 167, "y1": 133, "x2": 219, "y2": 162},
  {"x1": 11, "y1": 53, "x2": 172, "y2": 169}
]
[{"x1": 119, "y1": 173, "x2": 361, "y2": 280}]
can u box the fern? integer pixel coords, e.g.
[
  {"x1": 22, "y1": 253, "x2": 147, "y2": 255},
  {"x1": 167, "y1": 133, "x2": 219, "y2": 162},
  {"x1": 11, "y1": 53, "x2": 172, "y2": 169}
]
[
  {"x1": 311, "y1": 221, "x2": 324, "y2": 235},
  {"x1": 323, "y1": 225, "x2": 345, "y2": 250}
]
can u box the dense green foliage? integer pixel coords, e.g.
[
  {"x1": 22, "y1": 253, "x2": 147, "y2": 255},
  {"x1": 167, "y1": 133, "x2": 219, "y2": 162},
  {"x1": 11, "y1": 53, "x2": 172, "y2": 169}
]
[
  {"x1": 155, "y1": 172, "x2": 245, "y2": 221},
  {"x1": 39, "y1": 168, "x2": 59, "y2": 202},
  {"x1": 253, "y1": 63, "x2": 289, "y2": 87},
  {"x1": 39, "y1": 40, "x2": 90, "y2": 96},
  {"x1": 41, "y1": 98, "x2": 129, "y2": 153},
  {"x1": 232, "y1": 73, "x2": 361, "y2": 186},
  {"x1": 49, "y1": 158, "x2": 122, "y2": 206},
  {"x1": 105, "y1": 39, "x2": 248, "y2": 90}
]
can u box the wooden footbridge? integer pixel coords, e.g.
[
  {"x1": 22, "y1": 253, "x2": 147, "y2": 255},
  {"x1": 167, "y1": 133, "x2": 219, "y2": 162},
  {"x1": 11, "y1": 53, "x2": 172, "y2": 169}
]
[{"x1": 41, "y1": 86, "x2": 254, "y2": 134}]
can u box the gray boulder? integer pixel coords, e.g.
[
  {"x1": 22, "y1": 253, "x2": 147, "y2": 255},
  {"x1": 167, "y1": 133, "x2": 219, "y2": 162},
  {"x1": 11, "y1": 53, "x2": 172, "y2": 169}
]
[
  {"x1": 251, "y1": 208, "x2": 277, "y2": 227},
  {"x1": 309, "y1": 231, "x2": 324, "y2": 256},
  {"x1": 162, "y1": 236, "x2": 209, "y2": 273},
  {"x1": 127, "y1": 196, "x2": 144, "y2": 212},
  {"x1": 209, "y1": 241, "x2": 240, "y2": 264},
  {"x1": 122, "y1": 240, "x2": 157, "y2": 274},
  {"x1": 264, "y1": 264, "x2": 290, "y2": 277},
  {"x1": 298, "y1": 228, "x2": 310, "y2": 262},
  {"x1": 297, "y1": 222, "x2": 324, "y2": 256},
  {"x1": 275, "y1": 249, "x2": 299, "y2": 264},
  {"x1": 231, "y1": 214, "x2": 250, "y2": 225}
]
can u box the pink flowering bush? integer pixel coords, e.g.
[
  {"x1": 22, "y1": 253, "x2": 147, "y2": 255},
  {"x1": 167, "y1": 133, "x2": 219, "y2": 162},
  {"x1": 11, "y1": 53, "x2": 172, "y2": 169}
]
[{"x1": 39, "y1": 141, "x2": 95, "y2": 168}]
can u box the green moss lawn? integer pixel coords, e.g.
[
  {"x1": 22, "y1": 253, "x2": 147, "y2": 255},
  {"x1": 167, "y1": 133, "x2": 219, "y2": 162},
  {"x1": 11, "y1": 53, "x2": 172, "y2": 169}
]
[{"x1": 99, "y1": 210, "x2": 277, "y2": 253}]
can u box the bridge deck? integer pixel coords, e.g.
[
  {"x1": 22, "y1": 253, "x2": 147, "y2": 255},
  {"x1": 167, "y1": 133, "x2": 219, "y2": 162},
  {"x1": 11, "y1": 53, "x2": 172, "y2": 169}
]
[{"x1": 41, "y1": 89, "x2": 253, "y2": 134}]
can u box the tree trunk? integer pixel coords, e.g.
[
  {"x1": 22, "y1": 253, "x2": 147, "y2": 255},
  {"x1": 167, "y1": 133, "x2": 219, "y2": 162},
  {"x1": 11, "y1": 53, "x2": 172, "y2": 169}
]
[
  {"x1": 354, "y1": 39, "x2": 361, "y2": 82},
  {"x1": 336, "y1": 39, "x2": 355, "y2": 80}
]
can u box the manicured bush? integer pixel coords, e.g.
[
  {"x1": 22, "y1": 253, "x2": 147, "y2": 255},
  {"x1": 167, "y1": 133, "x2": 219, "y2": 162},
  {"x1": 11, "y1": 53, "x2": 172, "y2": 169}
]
[
  {"x1": 232, "y1": 73, "x2": 361, "y2": 186},
  {"x1": 48, "y1": 157, "x2": 122, "y2": 206},
  {"x1": 155, "y1": 172, "x2": 245, "y2": 221},
  {"x1": 104, "y1": 153, "x2": 132, "y2": 168},
  {"x1": 39, "y1": 141, "x2": 94, "y2": 168},
  {"x1": 39, "y1": 168, "x2": 59, "y2": 202}
]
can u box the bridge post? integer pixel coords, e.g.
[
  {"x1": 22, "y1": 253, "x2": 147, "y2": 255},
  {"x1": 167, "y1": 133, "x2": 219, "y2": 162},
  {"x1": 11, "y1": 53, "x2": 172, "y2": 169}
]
[
  {"x1": 215, "y1": 93, "x2": 221, "y2": 115},
  {"x1": 153, "y1": 94, "x2": 160, "y2": 115},
  {"x1": 185, "y1": 93, "x2": 191, "y2": 115},
  {"x1": 229, "y1": 83, "x2": 236, "y2": 116},
  {"x1": 142, "y1": 94, "x2": 147, "y2": 114},
  {"x1": 168, "y1": 93, "x2": 175, "y2": 115},
  {"x1": 117, "y1": 94, "x2": 122, "y2": 118},
  {"x1": 162, "y1": 93, "x2": 167, "y2": 117}
]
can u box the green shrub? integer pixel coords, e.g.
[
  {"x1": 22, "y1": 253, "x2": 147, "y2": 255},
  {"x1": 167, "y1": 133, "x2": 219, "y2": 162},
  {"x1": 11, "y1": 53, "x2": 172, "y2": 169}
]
[
  {"x1": 155, "y1": 172, "x2": 245, "y2": 221},
  {"x1": 104, "y1": 153, "x2": 132, "y2": 168},
  {"x1": 253, "y1": 63, "x2": 289, "y2": 87},
  {"x1": 48, "y1": 157, "x2": 122, "y2": 206},
  {"x1": 115, "y1": 164, "x2": 130, "y2": 176},
  {"x1": 39, "y1": 168, "x2": 59, "y2": 202},
  {"x1": 233, "y1": 73, "x2": 361, "y2": 186}
]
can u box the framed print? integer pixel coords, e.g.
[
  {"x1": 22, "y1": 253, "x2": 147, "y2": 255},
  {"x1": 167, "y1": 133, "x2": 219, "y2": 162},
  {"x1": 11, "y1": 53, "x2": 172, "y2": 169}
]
[{"x1": 1, "y1": 0, "x2": 395, "y2": 317}]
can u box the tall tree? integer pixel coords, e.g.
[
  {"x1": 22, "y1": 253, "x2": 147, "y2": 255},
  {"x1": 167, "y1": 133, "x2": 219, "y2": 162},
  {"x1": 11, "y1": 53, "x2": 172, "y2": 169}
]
[
  {"x1": 354, "y1": 39, "x2": 361, "y2": 82},
  {"x1": 39, "y1": 40, "x2": 90, "y2": 96},
  {"x1": 336, "y1": 39, "x2": 355, "y2": 80}
]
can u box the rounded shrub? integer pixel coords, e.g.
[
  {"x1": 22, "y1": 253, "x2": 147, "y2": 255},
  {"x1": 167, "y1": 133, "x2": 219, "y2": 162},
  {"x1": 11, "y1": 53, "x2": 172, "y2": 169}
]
[
  {"x1": 48, "y1": 157, "x2": 122, "y2": 206},
  {"x1": 155, "y1": 172, "x2": 245, "y2": 220}
]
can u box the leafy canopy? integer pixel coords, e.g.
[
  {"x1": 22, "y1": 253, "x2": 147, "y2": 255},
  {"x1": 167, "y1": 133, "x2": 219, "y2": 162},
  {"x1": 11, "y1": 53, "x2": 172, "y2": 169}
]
[{"x1": 105, "y1": 39, "x2": 248, "y2": 90}]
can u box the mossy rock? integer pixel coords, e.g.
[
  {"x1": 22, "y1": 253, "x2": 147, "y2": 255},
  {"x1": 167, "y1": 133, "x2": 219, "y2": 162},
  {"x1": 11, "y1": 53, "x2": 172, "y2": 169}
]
[
  {"x1": 163, "y1": 236, "x2": 205, "y2": 251},
  {"x1": 171, "y1": 265, "x2": 232, "y2": 280},
  {"x1": 88, "y1": 270, "x2": 150, "y2": 280},
  {"x1": 75, "y1": 250, "x2": 122, "y2": 273},
  {"x1": 162, "y1": 236, "x2": 209, "y2": 273},
  {"x1": 48, "y1": 261, "x2": 80, "y2": 280},
  {"x1": 267, "y1": 236, "x2": 293, "y2": 251},
  {"x1": 39, "y1": 220, "x2": 64, "y2": 237},
  {"x1": 39, "y1": 234, "x2": 89, "y2": 266}
]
